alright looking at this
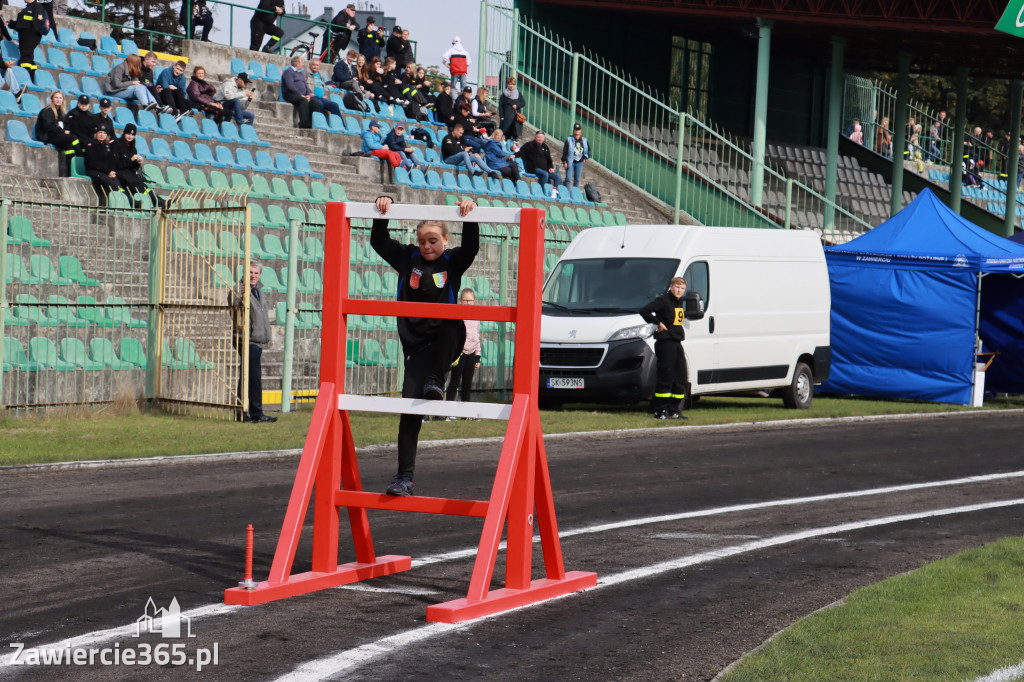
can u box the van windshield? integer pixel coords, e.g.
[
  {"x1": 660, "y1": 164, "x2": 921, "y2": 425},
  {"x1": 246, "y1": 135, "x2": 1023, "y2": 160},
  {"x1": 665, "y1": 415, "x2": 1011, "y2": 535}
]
[{"x1": 542, "y1": 258, "x2": 680, "y2": 313}]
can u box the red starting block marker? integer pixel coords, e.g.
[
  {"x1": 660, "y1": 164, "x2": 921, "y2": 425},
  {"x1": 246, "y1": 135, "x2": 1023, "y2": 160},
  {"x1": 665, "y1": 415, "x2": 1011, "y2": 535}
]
[{"x1": 224, "y1": 202, "x2": 596, "y2": 622}]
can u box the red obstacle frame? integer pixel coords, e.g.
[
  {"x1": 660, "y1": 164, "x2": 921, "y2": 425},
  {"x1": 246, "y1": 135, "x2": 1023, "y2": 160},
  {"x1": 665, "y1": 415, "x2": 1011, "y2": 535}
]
[{"x1": 224, "y1": 202, "x2": 596, "y2": 622}]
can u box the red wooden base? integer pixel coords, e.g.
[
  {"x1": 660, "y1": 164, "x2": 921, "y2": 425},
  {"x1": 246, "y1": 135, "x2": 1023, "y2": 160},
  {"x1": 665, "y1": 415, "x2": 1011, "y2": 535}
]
[
  {"x1": 425, "y1": 571, "x2": 598, "y2": 623},
  {"x1": 224, "y1": 555, "x2": 411, "y2": 606}
]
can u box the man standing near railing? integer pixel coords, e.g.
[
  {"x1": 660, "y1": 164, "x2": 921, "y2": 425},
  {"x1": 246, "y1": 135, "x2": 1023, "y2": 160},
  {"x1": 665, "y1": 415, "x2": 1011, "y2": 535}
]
[
  {"x1": 249, "y1": 0, "x2": 284, "y2": 53},
  {"x1": 231, "y1": 262, "x2": 277, "y2": 424},
  {"x1": 324, "y1": 3, "x2": 358, "y2": 63}
]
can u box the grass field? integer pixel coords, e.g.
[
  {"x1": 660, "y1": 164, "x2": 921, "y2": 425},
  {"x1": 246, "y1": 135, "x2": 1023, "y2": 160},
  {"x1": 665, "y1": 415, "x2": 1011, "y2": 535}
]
[
  {"x1": 721, "y1": 536, "x2": 1024, "y2": 681},
  {"x1": 1, "y1": 393, "x2": 1021, "y2": 466}
]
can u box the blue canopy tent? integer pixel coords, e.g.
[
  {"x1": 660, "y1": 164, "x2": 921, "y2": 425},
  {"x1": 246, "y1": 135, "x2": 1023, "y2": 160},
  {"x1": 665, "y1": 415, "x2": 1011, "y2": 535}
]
[{"x1": 820, "y1": 189, "x2": 1024, "y2": 404}]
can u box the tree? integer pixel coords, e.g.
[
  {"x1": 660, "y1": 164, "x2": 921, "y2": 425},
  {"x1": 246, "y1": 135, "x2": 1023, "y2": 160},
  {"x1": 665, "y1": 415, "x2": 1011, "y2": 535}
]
[
  {"x1": 70, "y1": 0, "x2": 184, "y2": 54},
  {"x1": 870, "y1": 71, "x2": 1012, "y2": 134}
]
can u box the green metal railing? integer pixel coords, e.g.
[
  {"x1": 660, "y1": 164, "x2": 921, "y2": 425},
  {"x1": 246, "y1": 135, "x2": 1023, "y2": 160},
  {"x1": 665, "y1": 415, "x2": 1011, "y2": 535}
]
[{"x1": 481, "y1": 1, "x2": 872, "y2": 239}]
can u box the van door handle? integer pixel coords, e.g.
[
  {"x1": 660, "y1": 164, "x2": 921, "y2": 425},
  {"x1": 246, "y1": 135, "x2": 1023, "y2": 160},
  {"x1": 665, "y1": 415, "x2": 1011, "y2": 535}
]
[{"x1": 709, "y1": 316, "x2": 715, "y2": 334}]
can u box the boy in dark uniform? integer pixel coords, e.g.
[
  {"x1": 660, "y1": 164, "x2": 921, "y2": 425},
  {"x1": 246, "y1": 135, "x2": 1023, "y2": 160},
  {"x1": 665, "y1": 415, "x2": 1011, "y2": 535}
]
[
  {"x1": 639, "y1": 277, "x2": 688, "y2": 420},
  {"x1": 13, "y1": 0, "x2": 48, "y2": 77},
  {"x1": 370, "y1": 195, "x2": 479, "y2": 496},
  {"x1": 66, "y1": 95, "x2": 94, "y2": 147},
  {"x1": 83, "y1": 125, "x2": 123, "y2": 207}
]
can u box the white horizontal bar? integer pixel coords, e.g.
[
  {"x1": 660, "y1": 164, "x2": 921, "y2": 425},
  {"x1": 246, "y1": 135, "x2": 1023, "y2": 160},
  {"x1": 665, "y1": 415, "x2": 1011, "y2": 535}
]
[
  {"x1": 338, "y1": 394, "x2": 512, "y2": 420},
  {"x1": 340, "y1": 202, "x2": 523, "y2": 224}
]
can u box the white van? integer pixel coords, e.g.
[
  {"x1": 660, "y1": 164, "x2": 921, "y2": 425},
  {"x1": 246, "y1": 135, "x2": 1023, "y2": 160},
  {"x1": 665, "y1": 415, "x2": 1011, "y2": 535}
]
[{"x1": 539, "y1": 224, "x2": 831, "y2": 409}]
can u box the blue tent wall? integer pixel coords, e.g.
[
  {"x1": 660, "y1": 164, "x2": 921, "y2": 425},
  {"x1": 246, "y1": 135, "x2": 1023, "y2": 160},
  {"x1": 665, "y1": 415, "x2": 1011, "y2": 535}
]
[
  {"x1": 980, "y1": 274, "x2": 1024, "y2": 393},
  {"x1": 821, "y1": 262, "x2": 978, "y2": 404}
]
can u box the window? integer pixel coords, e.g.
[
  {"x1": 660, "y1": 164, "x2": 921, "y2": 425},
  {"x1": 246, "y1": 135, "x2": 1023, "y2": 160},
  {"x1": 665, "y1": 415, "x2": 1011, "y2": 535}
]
[
  {"x1": 683, "y1": 261, "x2": 709, "y2": 308},
  {"x1": 543, "y1": 258, "x2": 681, "y2": 312}
]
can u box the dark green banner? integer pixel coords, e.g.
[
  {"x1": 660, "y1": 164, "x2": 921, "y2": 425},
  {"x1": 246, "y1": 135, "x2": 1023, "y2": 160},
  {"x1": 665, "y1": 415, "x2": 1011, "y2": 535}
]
[{"x1": 996, "y1": 0, "x2": 1024, "y2": 38}]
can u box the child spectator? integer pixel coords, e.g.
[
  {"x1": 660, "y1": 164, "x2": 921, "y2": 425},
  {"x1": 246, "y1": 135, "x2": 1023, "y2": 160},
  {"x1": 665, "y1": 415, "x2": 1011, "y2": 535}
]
[
  {"x1": 187, "y1": 65, "x2": 225, "y2": 123},
  {"x1": 361, "y1": 120, "x2": 402, "y2": 167},
  {"x1": 93, "y1": 98, "x2": 115, "y2": 138},
  {"x1": 249, "y1": 0, "x2": 284, "y2": 53},
  {"x1": 216, "y1": 72, "x2": 255, "y2": 125},
  {"x1": 13, "y1": 0, "x2": 47, "y2": 76},
  {"x1": 113, "y1": 123, "x2": 159, "y2": 206},
  {"x1": 282, "y1": 56, "x2": 322, "y2": 129},
  {"x1": 83, "y1": 125, "x2": 123, "y2": 207},
  {"x1": 332, "y1": 49, "x2": 360, "y2": 90},
  {"x1": 34, "y1": 90, "x2": 80, "y2": 174},
  {"x1": 445, "y1": 287, "x2": 481, "y2": 406},
  {"x1": 849, "y1": 122, "x2": 864, "y2": 145},
  {"x1": 65, "y1": 94, "x2": 94, "y2": 143},
  {"x1": 442, "y1": 36, "x2": 471, "y2": 92},
  {"x1": 517, "y1": 131, "x2": 564, "y2": 195},
  {"x1": 357, "y1": 16, "x2": 385, "y2": 59},
  {"x1": 561, "y1": 123, "x2": 590, "y2": 188},
  {"x1": 155, "y1": 60, "x2": 191, "y2": 119},
  {"x1": 384, "y1": 122, "x2": 426, "y2": 170},
  {"x1": 498, "y1": 77, "x2": 525, "y2": 141},
  {"x1": 639, "y1": 277, "x2": 688, "y2": 420},
  {"x1": 105, "y1": 54, "x2": 161, "y2": 110},
  {"x1": 370, "y1": 195, "x2": 479, "y2": 496}
]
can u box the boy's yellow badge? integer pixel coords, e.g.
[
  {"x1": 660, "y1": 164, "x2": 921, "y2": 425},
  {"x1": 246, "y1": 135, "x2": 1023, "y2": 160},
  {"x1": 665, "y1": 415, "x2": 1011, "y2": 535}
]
[
  {"x1": 673, "y1": 307, "x2": 685, "y2": 325},
  {"x1": 433, "y1": 272, "x2": 447, "y2": 288}
]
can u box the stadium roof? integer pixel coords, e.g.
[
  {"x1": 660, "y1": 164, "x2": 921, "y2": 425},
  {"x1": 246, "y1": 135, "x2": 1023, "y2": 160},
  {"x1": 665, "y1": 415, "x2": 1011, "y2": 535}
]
[{"x1": 533, "y1": 0, "x2": 1024, "y2": 78}]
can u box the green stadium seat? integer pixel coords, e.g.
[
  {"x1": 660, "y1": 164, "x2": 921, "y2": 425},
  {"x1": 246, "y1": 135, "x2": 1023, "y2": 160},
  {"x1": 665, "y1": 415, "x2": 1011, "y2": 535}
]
[
  {"x1": 561, "y1": 207, "x2": 578, "y2": 228},
  {"x1": 105, "y1": 296, "x2": 147, "y2": 328},
  {"x1": 302, "y1": 237, "x2": 324, "y2": 262},
  {"x1": 290, "y1": 179, "x2": 312, "y2": 203},
  {"x1": 383, "y1": 271, "x2": 398, "y2": 295},
  {"x1": 8, "y1": 216, "x2": 50, "y2": 247},
  {"x1": 363, "y1": 270, "x2": 383, "y2": 296},
  {"x1": 271, "y1": 177, "x2": 295, "y2": 201},
  {"x1": 174, "y1": 337, "x2": 216, "y2": 369},
  {"x1": 614, "y1": 211, "x2": 628, "y2": 226},
  {"x1": 76, "y1": 295, "x2": 116, "y2": 327},
  {"x1": 261, "y1": 234, "x2": 289, "y2": 261},
  {"x1": 118, "y1": 337, "x2": 147, "y2": 368},
  {"x1": 357, "y1": 339, "x2": 382, "y2": 366},
  {"x1": 248, "y1": 203, "x2": 269, "y2": 228},
  {"x1": 211, "y1": 263, "x2": 234, "y2": 290},
  {"x1": 249, "y1": 175, "x2": 274, "y2": 199},
  {"x1": 345, "y1": 339, "x2": 359, "y2": 368},
  {"x1": 58, "y1": 255, "x2": 101, "y2": 286},
  {"x1": 259, "y1": 265, "x2": 286, "y2": 292},
  {"x1": 329, "y1": 182, "x2": 348, "y2": 202},
  {"x1": 28, "y1": 337, "x2": 77, "y2": 370},
  {"x1": 194, "y1": 229, "x2": 223, "y2": 256},
  {"x1": 218, "y1": 231, "x2": 244, "y2": 258},
  {"x1": 266, "y1": 204, "x2": 288, "y2": 229},
  {"x1": 143, "y1": 164, "x2": 169, "y2": 189},
  {"x1": 306, "y1": 208, "x2": 325, "y2": 228},
  {"x1": 348, "y1": 270, "x2": 366, "y2": 295},
  {"x1": 5, "y1": 253, "x2": 41, "y2": 284},
  {"x1": 13, "y1": 294, "x2": 58, "y2": 326},
  {"x1": 188, "y1": 168, "x2": 212, "y2": 192},
  {"x1": 589, "y1": 208, "x2": 603, "y2": 226},
  {"x1": 4, "y1": 305, "x2": 27, "y2": 327},
  {"x1": 171, "y1": 228, "x2": 199, "y2": 254},
  {"x1": 299, "y1": 268, "x2": 322, "y2": 293},
  {"x1": 209, "y1": 170, "x2": 231, "y2": 191},
  {"x1": 60, "y1": 337, "x2": 105, "y2": 370},
  {"x1": 160, "y1": 339, "x2": 188, "y2": 369},
  {"x1": 89, "y1": 337, "x2": 135, "y2": 369},
  {"x1": 309, "y1": 181, "x2": 329, "y2": 203},
  {"x1": 46, "y1": 295, "x2": 89, "y2": 327},
  {"x1": 287, "y1": 206, "x2": 306, "y2": 224},
  {"x1": 546, "y1": 204, "x2": 565, "y2": 225},
  {"x1": 30, "y1": 254, "x2": 73, "y2": 284},
  {"x1": 165, "y1": 166, "x2": 189, "y2": 190},
  {"x1": 230, "y1": 172, "x2": 251, "y2": 194},
  {"x1": 382, "y1": 338, "x2": 400, "y2": 367},
  {"x1": 474, "y1": 275, "x2": 496, "y2": 301},
  {"x1": 70, "y1": 156, "x2": 89, "y2": 179},
  {"x1": 601, "y1": 209, "x2": 615, "y2": 226},
  {"x1": 3, "y1": 337, "x2": 43, "y2": 370},
  {"x1": 481, "y1": 339, "x2": 498, "y2": 367}
]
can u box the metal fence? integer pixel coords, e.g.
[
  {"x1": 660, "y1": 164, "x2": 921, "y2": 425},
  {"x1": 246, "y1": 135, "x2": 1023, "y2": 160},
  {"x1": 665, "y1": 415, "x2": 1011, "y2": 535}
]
[{"x1": 480, "y1": 0, "x2": 872, "y2": 240}]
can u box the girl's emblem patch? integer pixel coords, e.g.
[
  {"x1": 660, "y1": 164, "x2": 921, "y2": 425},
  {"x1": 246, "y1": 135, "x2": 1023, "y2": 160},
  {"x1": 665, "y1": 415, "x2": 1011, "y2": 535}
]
[
  {"x1": 432, "y1": 272, "x2": 447, "y2": 288},
  {"x1": 410, "y1": 268, "x2": 422, "y2": 289}
]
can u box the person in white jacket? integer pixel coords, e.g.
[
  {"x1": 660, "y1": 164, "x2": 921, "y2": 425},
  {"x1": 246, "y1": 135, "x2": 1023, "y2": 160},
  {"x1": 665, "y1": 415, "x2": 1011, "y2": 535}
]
[
  {"x1": 442, "y1": 36, "x2": 471, "y2": 92},
  {"x1": 216, "y1": 73, "x2": 255, "y2": 125}
]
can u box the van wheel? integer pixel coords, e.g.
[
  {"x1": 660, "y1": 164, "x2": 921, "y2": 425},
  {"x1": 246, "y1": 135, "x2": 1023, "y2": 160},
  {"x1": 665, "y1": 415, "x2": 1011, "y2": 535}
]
[
  {"x1": 538, "y1": 398, "x2": 563, "y2": 410},
  {"x1": 783, "y1": 362, "x2": 813, "y2": 409}
]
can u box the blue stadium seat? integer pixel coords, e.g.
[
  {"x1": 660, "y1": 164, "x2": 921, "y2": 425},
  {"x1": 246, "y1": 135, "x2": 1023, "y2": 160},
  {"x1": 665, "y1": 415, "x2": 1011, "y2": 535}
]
[
  {"x1": 219, "y1": 122, "x2": 242, "y2": 144},
  {"x1": 215, "y1": 146, "x2": 240, "y2": 169},
  {"x1": 293, "y1": 155, "x2": 322, "y2": 178},
  {"x1": 326, "y1": 113, "x2": 346, "y2": 133},
  {"x1": 473, "y1": 175, "x2": 494, "y2": 195},
  {"x1": 156, "y1": 112, "x2": 181, "y2": 136},
  {"x1": 97, "y1": 35, "x2": 120, "y2": 56},
  {"x1": 70, "y1": 51, "x2": 97, "y2": 76},
  {"x1": 56, "y1": 72, "x2": 81, "y2": 97},
  {"x1": 264, "y1": 63, "x2": 282, "y2": 81},
  {"x1": 134, "y1": 135, "x2": 151, "y2": 158},
  {"x1": 136, "y1": 109, "x2": 159, "y2": 132},
  {"x1": 253, "y1": 150, "x2": 277, "y2": 173},
  {"x1": 80, "y1": 76, "x2": 110, "y2": 101},
  {"x1": 273, "y1": 153, "x2": 296, "y2": 175},
  {"x1": 0, "y1": 90, "x2": 24, "y2": 116},
  {"x1": 234, "y1": 147, "x2": 256, "y2": 170},
  {"x1": 1, "y1": 40, "x2": 17, "y2": 61},
  {"x1": 19, "y1": 93, "x2": 42, "y2": 117},
  {"x1": 441, "y1": 172, "x2": 458, "y2": 192},
  {"x1": 120, "y1": 39, "x2": 140, "y2": 56},
  {"x1": 172, "y1": 140, "x2": 199, "y2": 164},
  {"x1": 58, "y1": 27, "x2": 88, "y2": 51},
  {"x1": 342, "y1": 116, "x2": 361, "y2": 136},
  {"x1": 33, "y1": 46, "x2": 56, "y2": 69},
  {"x1": 48, "y1": 48, "x2": 75, "y2": 72},
  {"x1": 183, "y1": 116, "x2": 212, "y2": 140},
  {"x1": 112, "y1": 107, "x2": 136, "y2": 130},
  {"x1": 194, "y1": 143, "x2": 225, "y2": 168},
  {"x1": 515, "y1": 180, "x2": 533, "y2": 199},
  {"x1": 31, "y1": 69, "x2": 57, "y2": 93},
  {"x1": 148, "y1": 137, "x2": 182, "y2": 163},
  {"x1": 425, "y1": 170, "x2": 443, "y2": 190},
  {"x1": 201, "y1": 118, "x2": 229, "y2": 142},
  {"x1": 246, "y1": 60, "x2": 266, "y2": 81},
  {"x1": 230, "y1": 58, "x2": 247, "y2": 77},
  {"x1": 6, "y1": 119, "x2": 43, "y2": 147},
  {"x1": 90, "y1": 55, "x2": 110, "y2": 76},
  {"x1": 529, "y1": 182, "x2": 547, "y2": 201},
  {"x1": 394, "y1": 167, "x2": 412, "y2": 186},
  {"x1": 311, "y1": 112, "x2": 331, "y2": 131},
  {"x1": 408, "y1": 169, "x2": 427, "y2": 188},
  {"x1": 501, "y1": 178, "x2": 518, "y2": 198},
  {"x1": 240, "y1": 124, "x2": 270, "y2": 147},
  {"x1": 457, "y1": 174, "x2": 474, "y2": 194},
  {"x1": 570, "y1": 186, "x2": 589, "y2": 204}
]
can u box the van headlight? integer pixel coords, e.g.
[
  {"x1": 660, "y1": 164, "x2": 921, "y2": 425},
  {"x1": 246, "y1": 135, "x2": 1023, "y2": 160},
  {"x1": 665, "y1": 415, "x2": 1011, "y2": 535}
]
[{"x1": 607, "y1": 324, "x2": 656, "y2": 341}]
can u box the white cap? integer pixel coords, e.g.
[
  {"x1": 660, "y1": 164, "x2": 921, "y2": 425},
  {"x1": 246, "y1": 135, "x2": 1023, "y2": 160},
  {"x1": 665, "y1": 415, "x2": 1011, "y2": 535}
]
[{"x1": 452, "y1": 36, "x2": 460, "y2": 43}]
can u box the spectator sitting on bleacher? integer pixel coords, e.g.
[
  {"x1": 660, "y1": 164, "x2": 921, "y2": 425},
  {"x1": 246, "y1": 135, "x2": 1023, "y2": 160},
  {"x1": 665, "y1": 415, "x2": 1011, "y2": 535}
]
[
  {"x1": 357, "y1": 16, "x2": 385, "y2": 59},
  {"x1": 384, "y1": 122, "x2": 426, "y2": 171},
  {"x1": 361, "y1": 119, "x2": 403, "y2": 167},
  {"x1": 249, "y1": 0, "x2": 284, "y2": 53},
  {"x1": 454, "y1": 84, "x2": 472, "y2": 110},
  {"x1": 453, "y1": 100, "x2": 482, "y2": 138},
  {"x1": 324, "y1": 3, "x2": 358, "y2": 63},
  {"x1": 441, "y1": 123, "x2": 493, "y2": 176},
  {"x1": 517, "y1": 130, "x2": 564, "y2": 196},
  {"x1": 360, "y1": 56, "x2": 399, "y2": 107},
  {"x1": 114, "y1": 123, "x2": 163, "y2": 207},
  {"x1": 466, "y1": 128, "x2": 516, "y2": 181},
  {"x1": 34, "y1": 90, "x2": 81, "y2": 174},
  {"x1": 442, "y1": 36, "x2": 470, "y2": 93},
  {"x1": 187, "y1": 65, "x2": 225, "y2": 123},
  {"x1": 140, "y1": 52, "x2": 166, "y2": 109},
  {"x1": 331, "y1": 50, "x2": 370, "y2": 111},
  {"x1": 105, "y1": 54, "x2": 162, "y2": 111},
  {"x1": 471, "y1": 87, "x2": 496, "y2": 135},
  {"x1": 83, "y1": 125, "x2": 126, "y2": 207},
  {"x1": 306, "y1": 57, "x2": 342, "y2": 117},
  {"x1": 93, "y1": 98, "x2": 115, "y2": 138},
  {"x1": 413, "y1": 67, "x2": 435, "y2": 105},
  {"x1": 380, "y1": 57, "x2": 410, "y2": 105},
  {"x1": 216, "y1": 72, "x2": 255, "y2": 125},
  {"x1": 435, "y1": 81, "x2": 455, "y2": 129},
  {"x1": 13, "y1": 0, "x2": 47, "y2": 77},
  {"x1": 155, "y1": 60, "x2": 190, "y2": 120},
  {"x1": 0, "y1": 59, "x2": 27, "y2": 102},
  {"x1": 179, "y1": 0, "x2": 213, "y2": 42},
  {"x1": 498, "y1": 77, "x2": 525, "y2": 141},
  {"x1": 282, "y1": 56, "x2": 322, "y2": 129},
  {"x1": 386, "y1": 25, "x2": 409, "y2": 69},
  {"x1": 66, "y1": 94, "x2": 94, "y2": 143},
  {"x1": 849, "y1": 122, "x2": 863, "y2": 145}
]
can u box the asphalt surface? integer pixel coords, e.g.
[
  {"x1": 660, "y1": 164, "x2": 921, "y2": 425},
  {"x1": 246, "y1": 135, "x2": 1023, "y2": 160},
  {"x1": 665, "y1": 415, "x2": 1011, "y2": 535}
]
[{"x1": 2, "y1": 411, "x2": 1023, "y2": 681}]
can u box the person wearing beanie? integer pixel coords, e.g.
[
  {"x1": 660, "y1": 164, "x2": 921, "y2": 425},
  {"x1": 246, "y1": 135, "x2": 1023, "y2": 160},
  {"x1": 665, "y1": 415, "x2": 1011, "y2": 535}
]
[{"x1": 113, "y1": 123, "x2": 159, "y2": 208}]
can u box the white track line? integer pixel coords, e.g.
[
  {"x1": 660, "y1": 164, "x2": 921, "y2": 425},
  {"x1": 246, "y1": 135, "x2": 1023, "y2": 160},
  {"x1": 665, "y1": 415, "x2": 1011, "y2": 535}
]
[
  {"x1": 974, "y1": 660, "x2": 1024, "y2": 682},
  {"x1": 274, "y1": 498, "x2": 1024, "y2": 681},
  {"x1": 5, "y1": 470, "x2": 1024, "y2": 670}
]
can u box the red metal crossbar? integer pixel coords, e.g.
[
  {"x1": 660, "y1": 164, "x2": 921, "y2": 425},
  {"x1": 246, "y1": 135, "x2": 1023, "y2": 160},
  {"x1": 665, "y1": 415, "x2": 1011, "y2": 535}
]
[{"x1": 225, "y1": 202, "x2": 596, "y2": 622}]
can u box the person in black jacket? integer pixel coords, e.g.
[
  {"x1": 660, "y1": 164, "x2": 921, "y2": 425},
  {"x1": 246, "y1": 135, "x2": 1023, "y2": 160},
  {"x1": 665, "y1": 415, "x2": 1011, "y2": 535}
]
[
  {"x1": 516, "y1": 130, "x2": 563, "y2": 195},
  {"x1": 65, "y1": 94, "x2": 94, "y2": 143},
  {"x1": 83, "y1": 125, "x2": 124, "y2": 207},
  {"x1": 249, "y1": 0, "x2": 283, "y2": 53},
  {"x1": 385, "y1": 25, "x2": 408, "y2": 69},
  {"x1": 323, "y1": 4, "x2": 357, "y2": 62},
  {"x1": 180, "y1": 0, "x2": 213, "y2": 41},
  {"x1": 34, "y1": 91, "x2": 81, "y2": 171},
  {"x1": 357, "y1": 16, "x2": 384, "y2": 59},
  {"x1": 639, "y1": 277, "x2": 688, "y2": 420},
  {"x1": 13, "y1": 0, "x2": 48, "y2": 76},
  {"x1": 92, "y1": 98, "x2": 115, "y2": 138},
  {"x1": 370, "y1": 195, "x2": 479, "y2": 497},
  {"x1": 114, "y1": 123, "x2": 164, "y2": 207},
  {"x1": 435, "y1": 81, "x2": 455, "y2": 129},
  {"x1": 0, "y1": 0, "x2": 12, "y2": 42}
]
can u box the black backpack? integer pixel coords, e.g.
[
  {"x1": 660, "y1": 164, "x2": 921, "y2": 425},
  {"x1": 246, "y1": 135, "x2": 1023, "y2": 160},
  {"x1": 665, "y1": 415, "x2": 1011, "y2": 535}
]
[{"x1": 584, "y1": 182, "x2": 602, "y2": 203}]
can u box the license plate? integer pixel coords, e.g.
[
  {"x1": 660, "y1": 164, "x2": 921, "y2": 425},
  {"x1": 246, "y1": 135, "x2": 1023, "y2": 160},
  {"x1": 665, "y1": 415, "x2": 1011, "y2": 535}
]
[{"x1": 547, "y1": 377, "x2": 584, "y2": 389}]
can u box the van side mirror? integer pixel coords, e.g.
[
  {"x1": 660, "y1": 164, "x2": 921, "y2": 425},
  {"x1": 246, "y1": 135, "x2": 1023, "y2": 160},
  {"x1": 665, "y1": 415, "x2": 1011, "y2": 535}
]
[{"x1": 684, "y1": 292, "x2": 704, "y2": 320}]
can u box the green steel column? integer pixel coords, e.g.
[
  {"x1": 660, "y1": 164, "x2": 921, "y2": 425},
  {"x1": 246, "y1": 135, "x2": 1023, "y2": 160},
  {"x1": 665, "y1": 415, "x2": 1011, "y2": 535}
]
[
  {"x1": 824, "y1": 37, "x2": 846, "y2": 234},
  {"x1": 281, "y1": 218, "x2": 300, "y2": 413},
  {"x1": 511, "y1": 7, "x2": 520, "y2": 82},
  {"x1": 889, "y1": 52, "x2": 911, "y2": 218},
  {"x1": 750, "y1": 18, "x2": 773, "y2": 208},
  {"x1": 1004, "y1": 79, "x2": 1023, "y2": 236},
  {"x1": 0, "y1": 200, "x2": 8, "y2": 410},
  {"x1": 568, "y1": 52, "x2": 579, "y2": 132},
  {"x1": 949, "y1": 67, "x2": 970, "y2": 213},
  {"x1": 674, "y1": 113, "x2": 686, "y2": 224},
  {"x1": 784, "y1": 179, "x2": 793, "y2": 229},
  {"x1": 478, "y1": 0, "x2": 487, "y2": 87},
  {"x1": 145, "y1": 211, "x2": 163, "y2": 403}
]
